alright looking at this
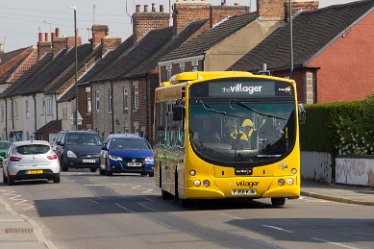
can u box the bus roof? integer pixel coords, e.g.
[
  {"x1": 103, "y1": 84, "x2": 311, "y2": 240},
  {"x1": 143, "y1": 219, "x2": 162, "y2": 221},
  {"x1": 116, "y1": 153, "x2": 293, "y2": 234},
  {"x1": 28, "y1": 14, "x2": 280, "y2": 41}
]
[{"x1": 168, "y1": 71, "x2": 253, "y2": 85}]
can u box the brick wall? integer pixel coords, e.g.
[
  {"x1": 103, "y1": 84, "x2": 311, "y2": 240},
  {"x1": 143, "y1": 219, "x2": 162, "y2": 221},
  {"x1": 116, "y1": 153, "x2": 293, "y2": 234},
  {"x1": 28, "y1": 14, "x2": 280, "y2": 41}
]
[
  {"x1": 210, "y1": 4, "x2": 249, "y2": 27},
  {"x1": 173, "y1": 2, "x2": 210, "y2": 34},
  {"x1": 133, "y1": 4, "x2": 169, "y2": 42}
]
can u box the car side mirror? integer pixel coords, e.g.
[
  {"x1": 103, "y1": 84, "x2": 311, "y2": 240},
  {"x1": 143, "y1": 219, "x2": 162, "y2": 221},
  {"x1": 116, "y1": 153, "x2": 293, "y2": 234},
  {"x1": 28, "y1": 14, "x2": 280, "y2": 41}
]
[
  {"x1": 56, "y1": 141, "x2": 63, "y2": 146},
  {"x1": 298, "y1": 103, "x2": 306, "y2": 124}
]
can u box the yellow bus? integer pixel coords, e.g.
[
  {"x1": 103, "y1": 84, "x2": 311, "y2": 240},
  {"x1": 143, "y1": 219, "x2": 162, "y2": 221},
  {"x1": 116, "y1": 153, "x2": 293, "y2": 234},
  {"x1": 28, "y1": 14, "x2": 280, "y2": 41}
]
[{"x1": 154, "y1": 71, "x2": 305, "y2": 207}]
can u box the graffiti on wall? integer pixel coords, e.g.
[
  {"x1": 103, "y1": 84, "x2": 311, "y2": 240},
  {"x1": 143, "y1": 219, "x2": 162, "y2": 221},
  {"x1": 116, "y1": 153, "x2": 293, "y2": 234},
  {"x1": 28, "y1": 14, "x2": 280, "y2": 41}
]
[{"x1": 335, "y1": 157, "x2": 374, "y2": 186}]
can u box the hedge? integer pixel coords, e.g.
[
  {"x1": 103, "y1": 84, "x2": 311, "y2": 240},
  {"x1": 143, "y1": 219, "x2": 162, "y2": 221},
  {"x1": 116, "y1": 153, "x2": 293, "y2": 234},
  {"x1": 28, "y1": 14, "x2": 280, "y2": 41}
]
[{"x1": 300, "y1": 95, "x2": 374, "y2": 156}]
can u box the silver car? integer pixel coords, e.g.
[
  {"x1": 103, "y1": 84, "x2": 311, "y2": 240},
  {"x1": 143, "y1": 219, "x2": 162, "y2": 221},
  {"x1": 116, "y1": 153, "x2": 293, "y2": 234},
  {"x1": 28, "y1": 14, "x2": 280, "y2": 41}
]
[{"x1": 2, "y1": 140, "x2": 60, "y2": 185}]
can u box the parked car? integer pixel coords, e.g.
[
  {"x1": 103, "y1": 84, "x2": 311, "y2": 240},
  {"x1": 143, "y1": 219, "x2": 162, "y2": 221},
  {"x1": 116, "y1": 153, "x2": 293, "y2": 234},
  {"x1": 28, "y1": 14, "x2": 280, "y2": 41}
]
[
  {"x1": 2, "y1": 140, "x2": 60, "y2": 185},
  {"x1": 0, "y1": 140, "x2": 10, "y2": 167},
  {"x1": 99, "y1": 133, "x2": 154, "y2": 176},
  {"x1": 54, "y1": 130, "x2": 103, "y2": 172}
]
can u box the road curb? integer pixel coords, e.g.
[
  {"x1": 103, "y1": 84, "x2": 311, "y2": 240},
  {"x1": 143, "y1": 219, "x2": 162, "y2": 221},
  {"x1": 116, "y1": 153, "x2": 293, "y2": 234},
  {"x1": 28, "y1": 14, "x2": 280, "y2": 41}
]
[{"x1": 301, "y1": 191, "x2": 374, "y2": 206}]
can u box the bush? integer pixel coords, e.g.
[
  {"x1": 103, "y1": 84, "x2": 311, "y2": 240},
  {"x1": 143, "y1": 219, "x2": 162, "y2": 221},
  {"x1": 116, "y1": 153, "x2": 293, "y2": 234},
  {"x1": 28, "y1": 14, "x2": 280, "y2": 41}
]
[{"x1": 300, "y1": 95, "x2": 374, "y2": 156}]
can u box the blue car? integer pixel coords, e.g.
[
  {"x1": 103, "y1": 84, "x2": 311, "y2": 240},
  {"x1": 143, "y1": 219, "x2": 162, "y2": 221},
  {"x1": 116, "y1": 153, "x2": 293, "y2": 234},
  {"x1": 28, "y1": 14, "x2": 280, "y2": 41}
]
[{"x1": 99, "y1": 133, "x2": 154, "y2": 177}]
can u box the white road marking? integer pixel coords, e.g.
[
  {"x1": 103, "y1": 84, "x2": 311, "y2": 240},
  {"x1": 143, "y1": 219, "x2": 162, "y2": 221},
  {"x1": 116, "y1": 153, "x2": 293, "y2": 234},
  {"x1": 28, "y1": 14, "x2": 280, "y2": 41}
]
[
  {"x1": 262, "y1": 225, "x2": 294, "y2": 234},
  {"x1": 312, "y1": 237, "x2": 360, "y2": 249},
  {"x1": 115, "y1": 202, "x2": 132, "y2": 212}
]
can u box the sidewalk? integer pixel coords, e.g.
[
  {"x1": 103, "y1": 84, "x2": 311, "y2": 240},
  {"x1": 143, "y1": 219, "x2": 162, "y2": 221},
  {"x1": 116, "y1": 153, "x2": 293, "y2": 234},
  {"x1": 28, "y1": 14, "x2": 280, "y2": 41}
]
[
  {"x1": 301, "y1": 180, "x2": 374, "y2": 206},
  {"x1": 0, "y1": 197, "x2": 49, "y2": 249}
]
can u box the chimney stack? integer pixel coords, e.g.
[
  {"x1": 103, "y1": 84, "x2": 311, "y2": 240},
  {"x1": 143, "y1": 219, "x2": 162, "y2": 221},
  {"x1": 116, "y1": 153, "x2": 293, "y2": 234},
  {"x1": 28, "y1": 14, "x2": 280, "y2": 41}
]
[
  {"x1": 132, "y1": 4, "x2": 169, "y2": 42},
  {"x1": 91, "y1": 24, "x2": 109, "y2": 46},
  {"x1": 173, "y1": 0, "x2": 210, "y2": 35},
  {"x1": 37, "y1": 31, "x2": 52, "y2": 59}
]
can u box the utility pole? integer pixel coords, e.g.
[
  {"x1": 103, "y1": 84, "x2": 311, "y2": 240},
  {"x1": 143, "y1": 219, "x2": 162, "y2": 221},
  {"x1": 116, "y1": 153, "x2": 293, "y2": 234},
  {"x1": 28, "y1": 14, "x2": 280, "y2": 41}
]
[{"x1": 73, "y1": 7, "x2": 78, "y2": 130}]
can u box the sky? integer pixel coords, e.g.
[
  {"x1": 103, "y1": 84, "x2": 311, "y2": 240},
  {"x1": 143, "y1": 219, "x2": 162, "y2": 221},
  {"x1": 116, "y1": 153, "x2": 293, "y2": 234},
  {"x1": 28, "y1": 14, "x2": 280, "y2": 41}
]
[{"x1": 0, "y1": 0, "x2": 358, "y2": 52}]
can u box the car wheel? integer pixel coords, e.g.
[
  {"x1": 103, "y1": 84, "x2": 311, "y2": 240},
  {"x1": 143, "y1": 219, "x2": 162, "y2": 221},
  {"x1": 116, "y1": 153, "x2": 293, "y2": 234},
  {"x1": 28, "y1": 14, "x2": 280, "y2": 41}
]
[
  {"x1": 148, "y1": 173, "x2": 154, "y2": 177},
  {"x1": 99, "y1": 168, "x2": 106, "y2": 175},
  {"x1": 53, "y1": 174, "x2": 60, "y2": 183},
  {"x1": 7, "y1": 175, "x2": 15, "y2": 185},
  {"x1": 90, "y1": 168, "x2": 97, "y2": 173},
  {"x1": 3, "y1": 170, "x2": 8, "y2": 184},
  {"x1": 105, "y1": 158, "x2": 112, "y2": 176},
  {"x1": 61, "y1": 157, "x2": 69, "y2": 172}
]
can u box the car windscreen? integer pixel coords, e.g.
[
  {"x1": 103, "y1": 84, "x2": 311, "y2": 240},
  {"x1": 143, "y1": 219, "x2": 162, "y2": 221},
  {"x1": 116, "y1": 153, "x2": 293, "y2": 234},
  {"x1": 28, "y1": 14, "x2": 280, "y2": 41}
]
[
  {"x1": 16, "y1": 144, "x2": 50, "y2": 155},
  {"x1": 109, "y1": 138, "x2": 151, "y2": 150},
  {"x1": 66, "y1": 133, "x2": 103, "y2": 146}
]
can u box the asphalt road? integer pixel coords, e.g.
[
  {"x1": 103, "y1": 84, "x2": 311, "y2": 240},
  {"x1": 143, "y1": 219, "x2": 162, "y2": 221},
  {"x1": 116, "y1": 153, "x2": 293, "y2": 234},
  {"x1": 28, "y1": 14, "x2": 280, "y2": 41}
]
[{"x1": 1, "y1": 170, "x2": 373, "y2": 249}]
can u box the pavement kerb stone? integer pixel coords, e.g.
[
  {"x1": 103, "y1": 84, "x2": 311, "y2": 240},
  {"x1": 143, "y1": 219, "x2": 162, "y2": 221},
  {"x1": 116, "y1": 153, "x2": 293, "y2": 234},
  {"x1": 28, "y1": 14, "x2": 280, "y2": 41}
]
[{"x1": 301, "y1": 190, "x2": 374, "y2": 206}]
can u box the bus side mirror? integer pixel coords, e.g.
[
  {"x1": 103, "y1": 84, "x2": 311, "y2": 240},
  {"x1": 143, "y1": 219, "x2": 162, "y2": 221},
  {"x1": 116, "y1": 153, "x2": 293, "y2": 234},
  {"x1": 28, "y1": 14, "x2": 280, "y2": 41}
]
[
  {"x1": 298, "y1": 103, "x2": 306, "y2": 124},
  {"x1": 173, "y1": 106, "x2": 184, "y2": 121}
]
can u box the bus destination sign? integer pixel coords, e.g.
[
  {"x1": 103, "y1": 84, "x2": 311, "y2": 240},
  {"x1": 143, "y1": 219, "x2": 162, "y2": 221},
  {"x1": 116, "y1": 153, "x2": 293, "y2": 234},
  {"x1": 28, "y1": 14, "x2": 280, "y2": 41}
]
[{"x1": 190, "y1": 78, "x2": 294, "y2": 98}]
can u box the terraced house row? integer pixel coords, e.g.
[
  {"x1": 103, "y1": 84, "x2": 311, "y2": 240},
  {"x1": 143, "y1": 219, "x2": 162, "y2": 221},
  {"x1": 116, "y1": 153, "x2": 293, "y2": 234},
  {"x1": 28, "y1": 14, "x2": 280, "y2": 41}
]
[{"x1": 0, "y1": 0, "x2": 373, "y2": 143}]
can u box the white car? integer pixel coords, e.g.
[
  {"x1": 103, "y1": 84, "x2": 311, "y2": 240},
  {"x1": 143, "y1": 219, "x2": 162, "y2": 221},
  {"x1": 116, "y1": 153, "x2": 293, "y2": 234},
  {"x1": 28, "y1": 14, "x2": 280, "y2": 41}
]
[{"x1": 2, "y1": 140, "x2": 60, "y2": 185}]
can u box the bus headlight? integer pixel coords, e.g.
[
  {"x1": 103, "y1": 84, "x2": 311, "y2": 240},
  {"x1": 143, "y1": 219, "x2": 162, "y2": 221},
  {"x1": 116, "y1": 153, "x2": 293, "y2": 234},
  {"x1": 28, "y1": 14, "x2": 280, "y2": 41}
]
[
  {"x1": 291, "y1": 168, "x2": 297, "y2": 175},
  {"x1": 286, "y1": 178, "x2": 294, "y2": 185},
  {"x1": 193, "y1": 180, "x2": 201, "y2": 187},
  {"x1": 278, "y1": 179, "x2": 285, "y2": 186},
  {"x1": 203, "y1": 180, "x2": 210, "y2": 187},
  {"x1": 189, "y1": 170, "x2": 196, "y2": 176}
]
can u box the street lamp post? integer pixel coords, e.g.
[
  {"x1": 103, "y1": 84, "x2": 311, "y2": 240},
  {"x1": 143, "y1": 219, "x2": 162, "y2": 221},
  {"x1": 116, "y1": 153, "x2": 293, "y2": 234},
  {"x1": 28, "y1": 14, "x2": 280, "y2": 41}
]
[
  {"x1": 72, "y1": 7, "x2": 78, "y2": 130},
  {"x1": 289, "y1": 0, "x2": 294, "y2": 78}
]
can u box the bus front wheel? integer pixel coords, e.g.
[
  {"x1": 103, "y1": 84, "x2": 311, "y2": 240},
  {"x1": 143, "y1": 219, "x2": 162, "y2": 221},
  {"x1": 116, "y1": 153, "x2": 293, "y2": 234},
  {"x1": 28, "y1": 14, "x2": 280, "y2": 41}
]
[
  {"x1": 271, "y1": 197, "x2": 286, "y2": 207},
  {"x1": 161, "y1": 190, "x2": 174, "y2": 200}
]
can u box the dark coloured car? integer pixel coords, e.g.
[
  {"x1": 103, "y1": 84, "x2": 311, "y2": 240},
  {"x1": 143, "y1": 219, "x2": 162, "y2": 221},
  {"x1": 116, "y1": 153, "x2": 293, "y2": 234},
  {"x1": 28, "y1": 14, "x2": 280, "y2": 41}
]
[
  {"x1": 54, "y1": 130, "x2": 103, "y2": 172},
  {"x1": 99, "y1": 133, "x2": 154, "y2": 176}
]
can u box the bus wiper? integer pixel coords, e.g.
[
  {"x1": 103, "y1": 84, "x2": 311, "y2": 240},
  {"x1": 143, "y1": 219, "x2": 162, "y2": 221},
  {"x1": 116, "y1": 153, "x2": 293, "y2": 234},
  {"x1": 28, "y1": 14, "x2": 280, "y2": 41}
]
[
  {"x1": 230, "y1": 99, "x2": 286, "y2": 120},
  {"x1": 198, "y1": 99, "x2": 227, "y2": 116}
]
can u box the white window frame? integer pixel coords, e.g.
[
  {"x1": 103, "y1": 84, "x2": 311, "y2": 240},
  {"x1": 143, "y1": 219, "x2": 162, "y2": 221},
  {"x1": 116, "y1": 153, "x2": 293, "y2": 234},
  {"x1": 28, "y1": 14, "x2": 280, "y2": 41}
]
[
  {"x1": 134, "y1": 86, "x2": 139, "y2": 110},
  {"x1": 95, "y1": 90, "x2": 100, "y2": 112}
]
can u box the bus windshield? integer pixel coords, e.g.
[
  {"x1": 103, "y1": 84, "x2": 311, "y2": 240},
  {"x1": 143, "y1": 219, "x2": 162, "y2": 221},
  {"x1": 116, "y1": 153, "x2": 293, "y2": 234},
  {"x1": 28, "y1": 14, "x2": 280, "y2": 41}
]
[{"x1": 189, "y1": 98, "x2": 296, "y2": 166}]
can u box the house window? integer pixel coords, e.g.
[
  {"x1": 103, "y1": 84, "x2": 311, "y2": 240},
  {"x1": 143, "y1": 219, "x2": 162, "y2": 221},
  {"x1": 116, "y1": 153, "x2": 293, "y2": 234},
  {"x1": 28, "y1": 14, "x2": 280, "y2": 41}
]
[
  {"x1": 191, "y1": 60, "x2": 198, "y2": 72},
  {"x1": 63, "y1": 102, "x2": 68, "y2": 118},
  {"x1": 108, "y1": 88, "x2": 112, "y2": 112},
  {"x1": 25, "y1": 100, "x2": 29, "y2": 119},
  {"x1": 47, "y1": 97, "x2": 53, "y2": 115},
  {"x1": 180, "y1": 62, "x2": 185, "y2": 72},
  {"x1": 134, "y1": 86, "x2": 139, "y2": 110},
  {"x1": 123, "y1": 87, "x2": 129, "y2": 110},
  {"x1": 95, "y1": 90, "x2": 100, "y2": 112},
  {"x1": 166, "y1": 64, "x2": 172, "y2": 80},
  {"x1": 0, "y1": 104, "x2": 4, "y2": 122},
  {"x1": 14, "y1": 101, "x2": 19, "y2": 119},
  {"x1": 86, "y1": 93, "x2": 91, "y2": 113}
]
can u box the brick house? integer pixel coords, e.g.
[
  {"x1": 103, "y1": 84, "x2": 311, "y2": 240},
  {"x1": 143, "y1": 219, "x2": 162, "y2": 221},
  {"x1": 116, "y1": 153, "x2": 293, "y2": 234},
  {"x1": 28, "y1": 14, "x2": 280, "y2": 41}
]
[
  {"x1": 160, "y1": 0, "x2": 311, "y2": 82},
  {"x1": 230, "y1": 0, "x2": 374, "y2": 103}
]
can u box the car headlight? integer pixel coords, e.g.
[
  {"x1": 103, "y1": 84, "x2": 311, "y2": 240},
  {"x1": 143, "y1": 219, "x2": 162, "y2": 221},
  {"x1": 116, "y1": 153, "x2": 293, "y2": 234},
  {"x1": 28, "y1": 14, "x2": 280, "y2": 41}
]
[
  {"x1": 67, "y1": 150, "x2": 77, "y2": 158},
  {"x1": 145, "y1": 157, "x2": 154, "y2": 164},
  {"x1": 109, "y1": 155, "x2": 123, "y2": 161}
]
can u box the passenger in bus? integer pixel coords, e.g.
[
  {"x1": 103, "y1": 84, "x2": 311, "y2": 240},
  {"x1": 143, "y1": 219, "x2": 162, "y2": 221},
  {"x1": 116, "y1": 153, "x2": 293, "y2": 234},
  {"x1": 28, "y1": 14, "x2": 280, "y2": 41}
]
[{"x1": 192, "y1": 118, "x2": 220, "y2": 143}]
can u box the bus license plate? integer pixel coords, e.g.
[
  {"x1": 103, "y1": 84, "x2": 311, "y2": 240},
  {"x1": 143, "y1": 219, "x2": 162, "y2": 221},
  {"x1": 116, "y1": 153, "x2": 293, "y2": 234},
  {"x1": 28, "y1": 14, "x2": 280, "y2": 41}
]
[
  {"x1": 83, "y1": 159, "x2": 96, "y2": 163},
  {"x1": 128, "y1": 162, "x2": 141, "y2": 167},
  {"x1": 27, "y1": 170, "x2": 43, "y2": 174},
  {"x1": 232, "y1": 189, "x2": 257, "y2": 195}
]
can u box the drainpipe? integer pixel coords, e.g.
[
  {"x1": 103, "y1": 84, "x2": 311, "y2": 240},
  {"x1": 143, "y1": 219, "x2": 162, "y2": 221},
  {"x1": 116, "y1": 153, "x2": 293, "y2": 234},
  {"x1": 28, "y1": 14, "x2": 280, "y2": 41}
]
[
  {"x1": 33, "y1": 94, "x2": 37, "y2": 138},
  {"x1": 55, "y1": 94, "x2": 59, "y2": 120},
  {"x1": 111, "y1": 81, "x2": 114, "y2": 133},
  {"x1": 145, "y1": 74, "x2": 149, "y2": 141},
  {"x1": 5, "y1": 99, "x2": 8, "y2": 140},
  {"x1": 11, "y1": 98, "x2": 14, "y2": 130}
]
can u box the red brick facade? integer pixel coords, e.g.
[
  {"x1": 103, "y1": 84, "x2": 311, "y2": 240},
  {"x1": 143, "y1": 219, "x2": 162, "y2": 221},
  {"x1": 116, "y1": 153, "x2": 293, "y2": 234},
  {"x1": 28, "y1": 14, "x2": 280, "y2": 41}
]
[
  {"x1": 133, "y1": 4, "x2": 169, "y2": 42},
  {"x1": 173, "y1": 2, "x2": 210, "y2": 34},
  {"x1": 307, "y1": 11, "x2": 374, "y2": 103}
]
